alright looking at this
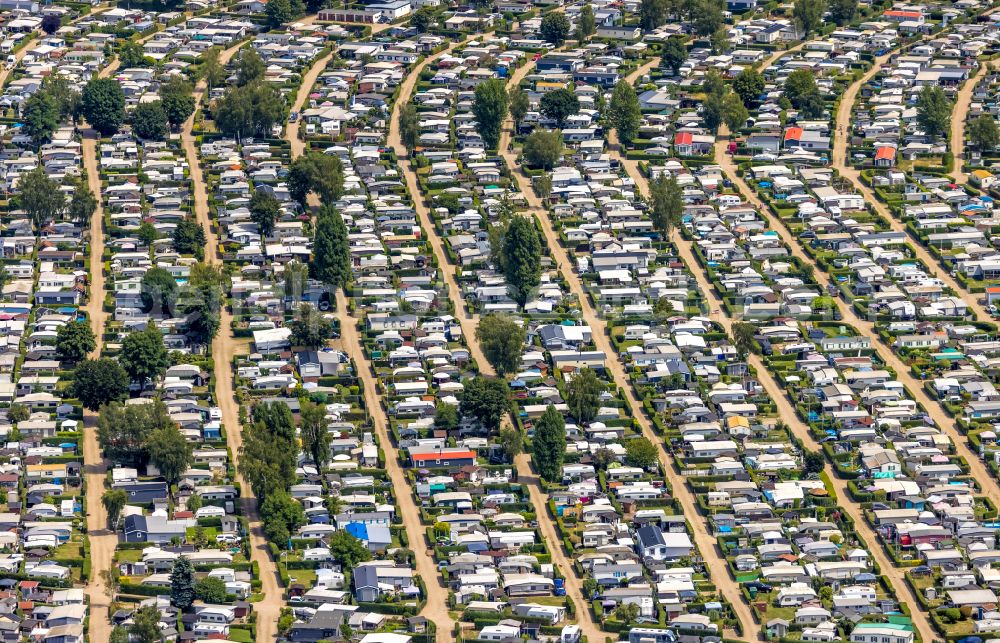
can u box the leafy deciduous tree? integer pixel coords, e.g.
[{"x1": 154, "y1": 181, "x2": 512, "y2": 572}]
[
  {"x1": 476, "y1": 314, "x2": 525, "y2": 376},
  {"x1": 472, "y1": 78, "x2": 509, "y2": 149},
  {"x1": 532, "y1": 405, "x2": 566, "y2": 482}
]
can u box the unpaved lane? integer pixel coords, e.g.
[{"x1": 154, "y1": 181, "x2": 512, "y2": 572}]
[
  {"x1": 950, "y1": 62, "x2": 991, "y2": 186},
  {"x1": 334, "y1": 291, "x2": 455, "y2": 642},
  {"x1": 178, "y1": 38, "x2": 283, "y2": 641},
  {"x1": 713, "y1": 129, "x2": 1000, "y2": 512},
  {"x1": 500, "y1": 60, "x2": 757, "y2": 643},
  {"x1": 81, "y1": 129, "x2": 114, "y2": 643},
  {"x1": 387, "y1": 38, "x2": 608, "y2": 643},
  {"x1": 285, "y1": 50, "x2": 333, "y2": 158},
  {"x1": 828, "y1": 48, "x2": 993, "y2": 322}
]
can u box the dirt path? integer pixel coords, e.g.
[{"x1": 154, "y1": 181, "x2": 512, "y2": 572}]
[
  {"x1": 828, "y1": 47, "x2": 994, "y2": 323},
  {"x1": 599, "y1": 48, "x2": 935, "y2": 640},
  {"x1": 333, "y1": 291, "x2": 455, "y2": 642},
  {"x1": 386, "y1": 39, "x2": 489, "y2": 364},
  {"x1": 385, "y1": 38, "x2": 608, "y2": 642},
  {"x1": 499, "y1": 56, "x2": 756, "y2": 643},
  {"x1": 950, "y1": 62, "x2": 991, "y2": 186},
  {"x1": 711, "y1": 128, "x2": 1000, "y2": 514},
  {"x1": 284, "y1": 50, "x2": 333, "y2": 158},
  {"x1": 78, "y1": 23, "x2": 174, "y2": 638},
  {"x1": 283, "y1": 42, "x2": 457, "y2": 639},
  {"x1": 180, "y1": 39, "x2": 247, "y2": 262},
  {"x1": 81, "y1": 127, "x2": 114, "y2": 643},
  {"x1": 177, "y1": 39, "x2": 284, "y2": 641}
]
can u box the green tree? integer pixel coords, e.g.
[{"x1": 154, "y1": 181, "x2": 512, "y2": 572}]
[
  {"x1": 235, "y1": 48, "x2": 265, "y2": 86},
  {"x1": 828, "y1": 0, "x2": 858, "y2": 24},
  {"x1": 102, "y1": 488, "x2": 128, "y2": 529},
  {"x1": 576, "y1": 3, "x2": 596, "y2": 41},
  {"x1": 170, "y1": 557, "x2": 195, "y2": 609},
  {"x1": 499, "y1": 427, "x2": 523, "y2": 463},
  {"x1": 969, "y1": 114, "x2": 1000, "y2": 151},
  {"x1": 110, "y1": 627, "x2": 129, "y2": 643},
  {"x1": 56, "y1": 321, "x2": 95, "y2": 363},
  {"x1": 460, "y1": 376, "x2": 509, "y2": 432},
  {"x1": 733, "y1": 68, "x2": 765, "y2": 107},
  {"x1": 532, "y1": 405, "x2": 566, "y2": 482},
  {"x1": 472, "y1": 78, "x2": 509, "y2": 149},
  {"x1": 608, "y1": 80, "x2": 642, "y2": 145},
  {"x1": 703, "y1": 70, "x2": 726, "y2": 100},
  {"x1": 640, "y1": 0, "x2": 667, "y2": 30},
  {"x1": 624, "y1": 437, "x2": 659, "y2": 469},
  {"x1": 289, "y1": 303, "x2": 332, "y2": 349},
  {"x1": 129, "y1": 605, "x2": 163, "y2": 643},
  {"x1": 201, "y1": 48, "x2": 225, "y2": 88},
  {"x1": 311, "y1": 205, "x2": 351, "y2": 288},
  {"x1": 240, "y1": 402, "x2": 298, "y2": 499},
  {"x1": 173, "y1": 219, "x2": 206, "y2": 258},
  {"x1": 18, "y1": 166, "x2": 64, "y2": 230},
  {"x1": 540, "y1": 88, "x2": 580, "y2": 128},
  {"x1": 22, "y1": 89, "x2": 60, "y2": 148},
  {"x1": 703, "y1": 93, "x2": 724, "y2": 133},
  {"x1": 140, "y1": 266, "x2": 178, "y2": 316},
  {"x1": 693, "y1": 0, "x2": 724, "y2": 36},
  {"x1": 214, "y1": 81, "x2": 284, "y2": 139},
  {"x1": 288, "y1": 152, "x2": 345, "y2": 206},
  {"x1": 522, "y1": 128, "x2": 563, "y2": 170},
  {"x1": 794, "y1": 0, "x2": 826, "y2": 35},
  {"x1": 138, "y1": 221, "x2": 158, "y2": 247},
  {"x1": 71, "y1": 358, "x2": 130, "y2": 411},
  {"x1": 540, "y1": 11, "x2": 571, "y2": 45},
  {"x1": 502, "y1": 215, "x2": 542, "y2": 307},
  {"x1": 81, "y1": 78, "x2": 126, "y2": 135},
  {"x1": 119, "y1": 324, "x2": 169, "y2": 388},
  {"x1": 660, "y1": 37, "x2": 688, "y2": 76},
  {"x1": 300, "y1": 400, "x2": 331, "y2": 469},
  {"x1": 328, "y1": 530, "x2": 372, "y2": 567},
  {"x1": 67, "y1": 176, "x2": 97, "y2": 224},
  {"x1": 732, "y1": 322, "x2": 757, "y2": 355},
  {"x1": 722, "y1": 91, "x2": 749, "y2": 133},
  {"x1": 119, "y1": 40, "x2": 151, "y2": 68},
  {"x1": 179, "y1": 262, "x2": 225, "y2": 347},
  {"x1": 803, "y1": 450, "x2": 825, "y2": 475},
  {"x1": 159, "y1": 76, "x2": 195, "y2": 129},
  {"x1": 249, "y1": 188, "x2": 281, "y2": 239},
  {"x1": 649, "y1": 173, "x2": 684, "y2": 235},
  {"x1": 194, "y1": 576, "x2": 229, "y2": 603},
  {"x1": 434, "y1": 403, "x2": 459, "y2": 430},
  {"x1": 508, "y1": 85, "x2": 530, "y2": 128},
  {"x1": 411, "y1": 6, "x2": 434, "y2": 32},
  {"x1": 476, "y1": 314, "x2": 525, "y2": 376},
  {"x1": 261, "y1": 490, "x2": 306, "y2": 544},
  {"x1": 148, "y1": 425, "x2": 193, "y2": 486},
  {"x1": 399, "y1": 103, "x2": 420, "y2": 151},
  {"x1": 97, "y1": 399, "x2": 175, "y2": 466},
  {"x1": 564, "y1": 367, "x2": 603, "y2": 424},
  {"x1": 783, "y1": 69, "x2": 825, "y2": 118},
  {"x1": 266, "y1": 0, "x2": 296, "y2": 26},
  {"x1": 916, "y1": 85, "x2": 951, "y2": 139},
  {"x1": 42, "y1": 76, "x2": 80, "y2": 122}
]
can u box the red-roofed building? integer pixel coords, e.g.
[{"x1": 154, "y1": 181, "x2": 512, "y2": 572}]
[
  {"x1": 409, "y1": 449, "x2": 476, "y2": 469},
  {"x1": 874, "y1": 146, "x2": 896, "y2": 167},
  {"x1": 986, "y1": 286, "x2": 1000, "y2": 307},
  {"x1": 673, "y1": 131, "x2": 714, "y2": 155},
  {"x1": 883, "y1": 9, "x2": 924, "y2": 22},
  {"x1": 673, "y1": 131, "x2": 694, "y2": 155}
]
